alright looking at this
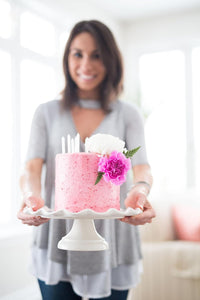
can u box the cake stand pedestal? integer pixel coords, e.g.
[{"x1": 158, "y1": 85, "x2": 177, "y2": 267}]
[
  {"x1": 24, "y1": 207, "x2": 142, "y2": 251},
  {"x1": 58, "y1": 218, "x2": 108, "y2": 251}
]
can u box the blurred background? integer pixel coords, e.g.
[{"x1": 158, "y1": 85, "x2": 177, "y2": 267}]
[{"x1": 0, "y1": 0, "x2": 200, "y2": 299}]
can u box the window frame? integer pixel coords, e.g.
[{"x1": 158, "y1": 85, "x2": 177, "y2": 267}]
[
  {"x1": 135, "y1": 43, "x2": 199, "y2": 195},
  {"x1": 0, "y1": 0, "x2": 69, "y2": 231}
]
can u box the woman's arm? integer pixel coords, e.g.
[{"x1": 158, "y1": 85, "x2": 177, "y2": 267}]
[
  {"x1": 121, "y1": 164, "x2": 156, "y2": 225},
  {"x1": 17, "y1": 158, "x2": 49, "y2": 226}
]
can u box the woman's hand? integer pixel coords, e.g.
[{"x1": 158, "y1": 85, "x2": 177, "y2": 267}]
[
  {"x1": 121, "y1": 187, "x2": 156, "y2": 226},
  {"x1": 18, "y1": 159, "x2": 48, "y2": 226},
  {"x1": 17, "y1": 194, "x2": 49, "y2": 226}
]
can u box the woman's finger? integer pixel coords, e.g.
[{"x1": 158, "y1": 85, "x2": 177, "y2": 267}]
[
  {"x1": 25, "y1": 196, "x2": 44, "y2": 211},
  {"x1": 17, "y1": 209, "x2": 49, "y2": 225},
  {"x1": 121, "y1": 207, "x2": 156, "y2": 225},
  {"x1": 22, "y1": 217, "x2": 49, "y2": 226}
]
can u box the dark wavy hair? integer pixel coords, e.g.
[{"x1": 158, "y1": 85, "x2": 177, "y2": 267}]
[{"x1": 61, "y1": 20, "x2": 123, "y2": 112}]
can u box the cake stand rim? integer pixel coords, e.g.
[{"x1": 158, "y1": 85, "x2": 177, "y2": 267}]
[{"x1": 23, "y1": 206, "x2": 142, "y2": 220}]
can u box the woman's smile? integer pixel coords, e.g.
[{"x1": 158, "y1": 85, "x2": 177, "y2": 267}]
[{"x1": 77, "y1": 72, "x2": 97, "y2": 81}]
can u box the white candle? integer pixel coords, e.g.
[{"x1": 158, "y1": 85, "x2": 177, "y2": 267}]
[
  {"x1": 71, "y1": 138, "x2": 75, "y2": 153},
  {"x1": 75, "y1": 133, "x2": 80, "y2": 152},
  {"x1": 67, "y1": 134, "x2": 71, "y2": 153},
  {"x1": 61, "y1": 136, "x2": 65, "y2": 153}
]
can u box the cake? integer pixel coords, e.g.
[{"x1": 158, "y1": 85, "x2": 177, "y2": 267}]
[
  {"x1": 55, "y1": 152, "x2": 120, "y2": 212},
  {"x1": 55, "y1": 133, "x2": 140, "y2": 212}
]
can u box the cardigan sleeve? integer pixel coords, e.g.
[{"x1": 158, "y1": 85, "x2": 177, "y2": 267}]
[
  {"x1": 25, "y1": 103, "x2": 48, "y2": 162},
  {"x1": 123, "y1": 102, "x2": 149, "y2": 167}
]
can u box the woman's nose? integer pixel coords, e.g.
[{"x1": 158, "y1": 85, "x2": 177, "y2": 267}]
[{"x1": 80, "y1": 57, "x2": 92, "y2": 71}]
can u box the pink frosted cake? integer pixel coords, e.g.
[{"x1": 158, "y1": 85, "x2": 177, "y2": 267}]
[
  {"x1": 55, "y1": 133, "x2": 140, "y2": 213},
  {"x1": 55, "y1": 152, "x2": 120, "y2": 212}
]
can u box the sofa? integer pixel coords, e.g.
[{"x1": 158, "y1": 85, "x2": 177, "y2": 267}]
[{"x1": 128, "y1": 197, "x2": 200, "y2": 300}]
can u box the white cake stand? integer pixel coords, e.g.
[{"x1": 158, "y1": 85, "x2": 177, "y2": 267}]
[{"x1": 24, "y1": 207, "x2": 142, "y2": 251}]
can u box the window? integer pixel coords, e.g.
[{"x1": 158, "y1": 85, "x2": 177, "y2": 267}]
[
  {"x1": 0, "y1": 50, "x2": 12, "y2": 223},
  {"x1": 192, "y1": 47, "x2": 200, "y2": 193},
  {"x1": 0, "y1": 1, "x2": 68, "y2": 227},
  {"x1": 0, "y1": 0, "x2": 12, "y2": 39},
  {"x1": 20, "y1": 59, "x2": 56, "y2": 161},
  {"x1": 20, "y1": 11, "x2": 56, "y2": 56},
  {"x1": 59, "y1": 31, "x2": 70, "y2": 57},
  {"x1": 139, "y1": 50, "x2": 187, "y2": 195}
]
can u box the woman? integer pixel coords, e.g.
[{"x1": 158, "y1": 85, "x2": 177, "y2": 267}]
[{"x1": 18, "y1": 20, "x2": 155, "y2": 300}]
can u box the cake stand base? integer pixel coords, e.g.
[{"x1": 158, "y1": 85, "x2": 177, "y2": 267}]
[{"x1": 57, "y1": 219, "x2": 109, "y2": 251}]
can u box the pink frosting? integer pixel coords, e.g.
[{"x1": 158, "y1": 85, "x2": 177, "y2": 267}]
[{"x1": 55, "y1": 153, "x2": 120, "y2": 212}]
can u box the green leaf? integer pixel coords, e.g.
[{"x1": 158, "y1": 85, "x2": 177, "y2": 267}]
[
  {"x1": 123, "y1": 146, "x2": 141, "y2": 158},
  {"x1": 95, "y1": 172, "x2": 105, "y2": 185}
]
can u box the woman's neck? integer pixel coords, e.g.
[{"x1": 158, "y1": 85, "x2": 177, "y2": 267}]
[{"x1": 78, "y1": 89, "x2": 100, "y2": 101}]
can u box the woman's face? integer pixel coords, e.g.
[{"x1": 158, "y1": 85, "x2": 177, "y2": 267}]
[{"x1": 68, "y1": 32, "x2": 106, "y2": 99}]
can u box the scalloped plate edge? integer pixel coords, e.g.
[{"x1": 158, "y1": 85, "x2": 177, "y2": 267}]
[{"x1": 23, "y1": 207, "x2": 142, "y2": 219}]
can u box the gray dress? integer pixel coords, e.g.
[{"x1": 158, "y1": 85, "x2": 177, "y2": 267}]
[{"x1": 26, "y1": 99, "x2": 148, "y2": 297}]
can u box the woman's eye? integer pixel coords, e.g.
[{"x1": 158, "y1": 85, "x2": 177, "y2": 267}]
[
  {"x1": 93, "y1": 53, "x2": 100, "y2": 59},
  {"x1": 74, "y1": 52, "x2": 82, "y2": 58}
]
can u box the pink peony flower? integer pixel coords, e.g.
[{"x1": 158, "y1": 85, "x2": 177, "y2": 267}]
[{"x1": 98, "y1": 151, "x2": 131, "y2": 185}]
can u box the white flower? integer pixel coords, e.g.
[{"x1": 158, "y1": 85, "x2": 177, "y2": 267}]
[{"x1": 85, "y1": 133, "x2": 125, "y2": 155}]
